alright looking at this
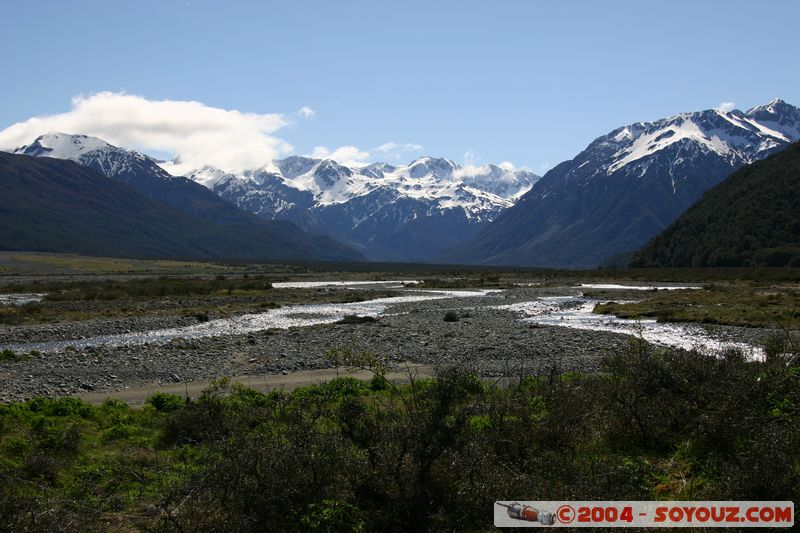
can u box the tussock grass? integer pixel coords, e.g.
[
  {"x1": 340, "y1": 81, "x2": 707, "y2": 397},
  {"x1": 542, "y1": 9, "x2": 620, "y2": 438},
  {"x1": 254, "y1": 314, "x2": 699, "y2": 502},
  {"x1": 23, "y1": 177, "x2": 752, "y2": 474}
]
[{"x1": 594, "y1": 283, "x2": 800, "y2": 327}]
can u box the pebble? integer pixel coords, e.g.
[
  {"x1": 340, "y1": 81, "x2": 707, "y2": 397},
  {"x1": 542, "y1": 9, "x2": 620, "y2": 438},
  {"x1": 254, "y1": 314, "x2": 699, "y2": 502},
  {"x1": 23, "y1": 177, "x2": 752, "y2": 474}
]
[{"x1": 0, "y1": 287, "x2": 773, "y2": 402}]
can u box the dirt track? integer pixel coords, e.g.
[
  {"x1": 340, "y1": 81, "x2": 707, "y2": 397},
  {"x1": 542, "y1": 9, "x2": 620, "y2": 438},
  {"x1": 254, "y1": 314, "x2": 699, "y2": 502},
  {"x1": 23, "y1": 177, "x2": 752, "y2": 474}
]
[{"x1": 77, "y1": 364, "x2": 438, "y2": 405}]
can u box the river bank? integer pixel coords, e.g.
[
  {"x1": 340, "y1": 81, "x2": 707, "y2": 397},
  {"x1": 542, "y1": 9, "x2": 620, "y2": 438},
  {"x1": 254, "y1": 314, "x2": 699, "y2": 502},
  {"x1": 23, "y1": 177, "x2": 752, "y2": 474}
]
[{"x1": 0, "y1": 285, "x2": 773, "y2": 402}]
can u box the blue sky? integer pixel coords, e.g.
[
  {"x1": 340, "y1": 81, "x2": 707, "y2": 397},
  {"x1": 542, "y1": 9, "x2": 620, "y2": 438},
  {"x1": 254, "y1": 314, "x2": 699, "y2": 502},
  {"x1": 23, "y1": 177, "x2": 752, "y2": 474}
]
[{"x1": 1, "y1": 0, "x2": 798, "y2": 173}]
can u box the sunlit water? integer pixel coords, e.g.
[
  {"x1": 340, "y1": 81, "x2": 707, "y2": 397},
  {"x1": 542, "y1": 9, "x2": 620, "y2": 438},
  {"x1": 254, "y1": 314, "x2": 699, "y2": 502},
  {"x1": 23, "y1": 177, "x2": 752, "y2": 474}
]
[
  {"x1": 497, "y1": 296, "x2": 764, "y2": 359},
  {"x1": 271, "y1": 280, "x2": 420, "y2": 289},
  {"x1": 3, "y1": 289, "x2": 495, "y2": 353},
  {"x1": 3, "y1": 283, "x2": 765, "y2": 359},
  {"x1": 0, "y1": 293, "x2": 45, "y2": 306},
  {"x1": 580, "y1": 283, "x2": 702, "y2": 291}
]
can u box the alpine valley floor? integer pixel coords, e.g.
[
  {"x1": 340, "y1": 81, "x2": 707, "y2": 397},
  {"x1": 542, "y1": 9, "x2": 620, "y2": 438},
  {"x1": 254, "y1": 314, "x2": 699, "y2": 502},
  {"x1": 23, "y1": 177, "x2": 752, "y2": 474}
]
[{"x1": 0, "y1": 261, "x2": 788, "y2": 403}]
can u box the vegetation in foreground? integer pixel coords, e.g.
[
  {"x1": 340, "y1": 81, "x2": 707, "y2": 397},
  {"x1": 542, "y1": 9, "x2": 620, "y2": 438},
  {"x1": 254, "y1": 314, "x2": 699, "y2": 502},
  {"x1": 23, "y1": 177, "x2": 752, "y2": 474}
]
[
  {"x1": 1, "y1": 340, "x2": 798, "y2": 532},
  {"x1": 592, "y1": 283, "x2": 800, "y2": 328}
]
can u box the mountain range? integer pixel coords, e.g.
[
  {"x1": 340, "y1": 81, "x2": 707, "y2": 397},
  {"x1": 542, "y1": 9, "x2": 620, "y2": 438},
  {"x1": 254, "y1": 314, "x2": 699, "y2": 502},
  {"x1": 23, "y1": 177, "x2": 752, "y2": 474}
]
[
  {"x1": 4, "y1": 98, "x2": 798, "y2": 267},
  {"x1": 441, "y1": 98, "x2": 800, "y2": 267},
  {"x1": 13, "y1": 134, "x2": 538, "y2": 262},
  {"x1": 0, "y1": 148, "x2": 362, "y2": 262},
  {"x1": 180, "y1": 156, "x2": 538, "y2": 261}
]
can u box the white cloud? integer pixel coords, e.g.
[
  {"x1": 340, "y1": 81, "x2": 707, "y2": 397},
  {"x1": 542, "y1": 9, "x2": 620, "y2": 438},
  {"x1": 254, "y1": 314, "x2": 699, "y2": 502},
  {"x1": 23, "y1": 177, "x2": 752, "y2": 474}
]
[
  {"x1": 0, "y1": 92, "x2": 293, "y2": 173},
  {"x1": 372, "y1": 141, "x2": 424, "y2": 162},
  {"x1": 310, "y1": 145, "x2": 371, "y2": 166},
  {"x1": 309, "y1": 141, "x2": 425, "y2": 166},
  {"x1": 452, "y1": 156, "x2": 529, "y2": 180},
  {"x1": 375, "y1": 141, "x2": 423, "y2": 154},
  {"x1": 452, "y1": 164, "x2": 490, "y2": 179},
  {"x1": 297, "y1": 106, "x2": 315, "y2": 118},
  {"x1": 0, "y1": 92, "x2": 430, "y2": 172},
  {"x1": 452, "y1": 160, "x2": 527, "y2": 181},
  {"x1": 717, "y1": 101, "x2": 736, "y2": 112}
]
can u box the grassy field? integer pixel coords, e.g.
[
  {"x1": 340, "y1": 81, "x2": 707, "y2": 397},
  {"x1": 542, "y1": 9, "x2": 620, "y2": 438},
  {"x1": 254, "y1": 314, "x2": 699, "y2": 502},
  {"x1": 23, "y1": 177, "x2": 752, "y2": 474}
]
[
  {"x1": 3, "y1": 251, "x2": 800, "y2": 280},
  {"x1": 0, "y1": 251, "x2": 311, "y2": 277},
  {"x1": 593, "y1": 283, "x2": 800, "y2": 328},
  {"x1": 1, "y1": 342, "x2": 798, "y2": 531},
  {"x1": 0, "y1": 252, "x2": 234, "y2": 275},
  {"x1": 2, "y1": 251, "x2": 800, "y2": 328},
  {"x1": 0, "y1": 276, "x2": 402, "y2": 326}
]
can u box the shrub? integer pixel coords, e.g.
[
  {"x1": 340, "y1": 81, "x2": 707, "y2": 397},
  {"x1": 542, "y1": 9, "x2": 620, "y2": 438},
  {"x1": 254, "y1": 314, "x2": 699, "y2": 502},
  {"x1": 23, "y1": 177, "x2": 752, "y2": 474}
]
[
  {"x1": 443, "y1": 311, "x2": 459, "y2": 322},
  {"x1": 2, "y1": 342, "x2": 799, "y2": 532},
  {"x1": 301, "y1": 500, "x2": 365, "y2": 532},
  {"x1": 0, "y1": 348, "x2": 29, "y2": 362},
  {"x1": 369, "y1": 373, "x2": 390, "y2": 391},
  {"x1": 336, "y1": 314, "x2": 378, "y2": 325},
  {"x1": 146, "y1": 392, "x2": 186, "y2": 412}
]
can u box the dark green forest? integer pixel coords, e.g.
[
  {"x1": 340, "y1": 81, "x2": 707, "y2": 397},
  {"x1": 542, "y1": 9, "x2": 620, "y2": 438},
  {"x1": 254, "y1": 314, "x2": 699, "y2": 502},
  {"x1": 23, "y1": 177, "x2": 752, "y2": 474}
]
[{"x1": 631, "y1": 142, "x2": 800, "y2": 267}]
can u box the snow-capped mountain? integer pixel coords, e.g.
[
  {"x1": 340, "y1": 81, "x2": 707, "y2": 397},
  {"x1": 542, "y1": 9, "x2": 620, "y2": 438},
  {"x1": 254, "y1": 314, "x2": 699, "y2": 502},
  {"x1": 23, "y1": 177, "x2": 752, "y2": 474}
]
[
  {"x1": 14, "y1": 132, "x2": 175, "y2": 184},
  {"x1": 8, "y1": 133, "x2": 365, "y2": 261},
  {"x1": 12, "y1": 132, "x2": 261, "y2": 225},
  {"x1": 9, "y1": 132, "x2": 538, "y2": 262},
  {"x1": 444, "y1": 99, "x2": 800, "y2": 268},
  {"x1": 0, "y1": 151, "x2": 364, "y2": 262},
  {"x1": 179, "y1": 155, "x2": 538, "y2": 261}
]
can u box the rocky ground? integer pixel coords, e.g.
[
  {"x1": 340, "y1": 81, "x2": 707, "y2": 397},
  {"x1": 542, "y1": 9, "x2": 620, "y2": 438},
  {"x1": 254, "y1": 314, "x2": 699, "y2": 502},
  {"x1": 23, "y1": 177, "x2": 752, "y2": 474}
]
[{"x1": 0, "y1": 287, "x2": 774, "y2": 402}]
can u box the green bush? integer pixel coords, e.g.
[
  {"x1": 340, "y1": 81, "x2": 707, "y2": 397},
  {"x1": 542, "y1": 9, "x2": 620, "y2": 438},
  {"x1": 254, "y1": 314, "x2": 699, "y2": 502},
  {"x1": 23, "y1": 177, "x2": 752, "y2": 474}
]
[
  {"x1": 1, "y1": 344, "x2": 799, "y2": 532},
  {"x1": 146, "y1": 392, "x2": 186, "y2": 412},
  {"x1": 0, "y1": 348, "x2": 28, "y2": 362}
]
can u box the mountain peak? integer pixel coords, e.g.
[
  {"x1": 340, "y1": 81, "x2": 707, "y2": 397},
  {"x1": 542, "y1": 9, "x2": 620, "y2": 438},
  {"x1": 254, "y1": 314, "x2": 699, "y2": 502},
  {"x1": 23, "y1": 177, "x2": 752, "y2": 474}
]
[
  {"x1": 746, "y1": 97, "x2": 794, "y2": 116},
  {"x1": 409, "y1": 156, "x2": 457, "y2": 167},
  {"x1": 597, "y1": 100, "x2": 800, "y2": 175},
  {"x1": 275, "y1": 155, "x2": 319, "y2": 179},
  {"x1": 15, "y1": 132, "x2": 113, "y2": 159},
  {"x1": 313, "y1": 159, "x2": 353, "y2": 188},
  {"x1": 407, "y1": 156, "x2": 458, "y2": 179}
]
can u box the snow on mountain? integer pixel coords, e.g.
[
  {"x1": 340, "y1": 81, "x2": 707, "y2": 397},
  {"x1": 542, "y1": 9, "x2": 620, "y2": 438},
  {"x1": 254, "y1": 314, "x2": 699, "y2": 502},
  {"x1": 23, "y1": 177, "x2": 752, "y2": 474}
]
[
  {"x1": 12, "y1": 132, "x2": 165, "y2": 180},
  {"x1": 177, "y1": 155, "x2": 538, "y2": 261},
  {"x1": 184, "y1": 156, "x2": 536, "y2": 213},
  {"x1": 10, "y1": 133, "x2": 538, "y2": 238},
  {"x1": 745, "y1": 98, "x2": 800, "y2": 140},
  {"x1": 599, "y1": 101, "x2": 797, "y2": 175},
  {"x1": 11, "y1": 133, "x2": 293, "y2": 227},
  {"x1": 16, "y1": 132, "x2": 111, "y2": 158},
  {"x1": 443, "y1": 98, "x2": 800, "y2": 268},
  {"x1": 454, "y1": 163, "x2": 537, "y2": 199}
]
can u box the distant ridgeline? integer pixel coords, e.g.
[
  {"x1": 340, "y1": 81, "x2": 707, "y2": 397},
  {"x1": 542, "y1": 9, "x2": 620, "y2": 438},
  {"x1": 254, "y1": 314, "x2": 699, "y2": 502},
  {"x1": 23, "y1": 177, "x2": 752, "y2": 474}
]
[
  {"x1": 0, "y1": 152, "x2": 363, "y2": 262},
  {"x1": 631, "y1": 142, "x2": 800, "y2": 267}
]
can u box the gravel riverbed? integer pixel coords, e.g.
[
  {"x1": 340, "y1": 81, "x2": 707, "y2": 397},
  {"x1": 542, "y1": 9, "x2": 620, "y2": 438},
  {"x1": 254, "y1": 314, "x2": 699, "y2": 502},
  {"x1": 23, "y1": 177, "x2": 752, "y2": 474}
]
[{"x1": 0, "y1": 287, "x2": 774, "y2": 402}]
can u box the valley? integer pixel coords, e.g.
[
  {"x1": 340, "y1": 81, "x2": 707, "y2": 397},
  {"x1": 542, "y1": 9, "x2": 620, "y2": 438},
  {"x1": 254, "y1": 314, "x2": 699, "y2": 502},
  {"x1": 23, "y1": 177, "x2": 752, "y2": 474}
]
[
  {"x1": 1, "y1": 257, "x2": 792, "y2": 403},
  {"x1": 2, "y1": 3, "x2": 798, "y2": 530}
]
